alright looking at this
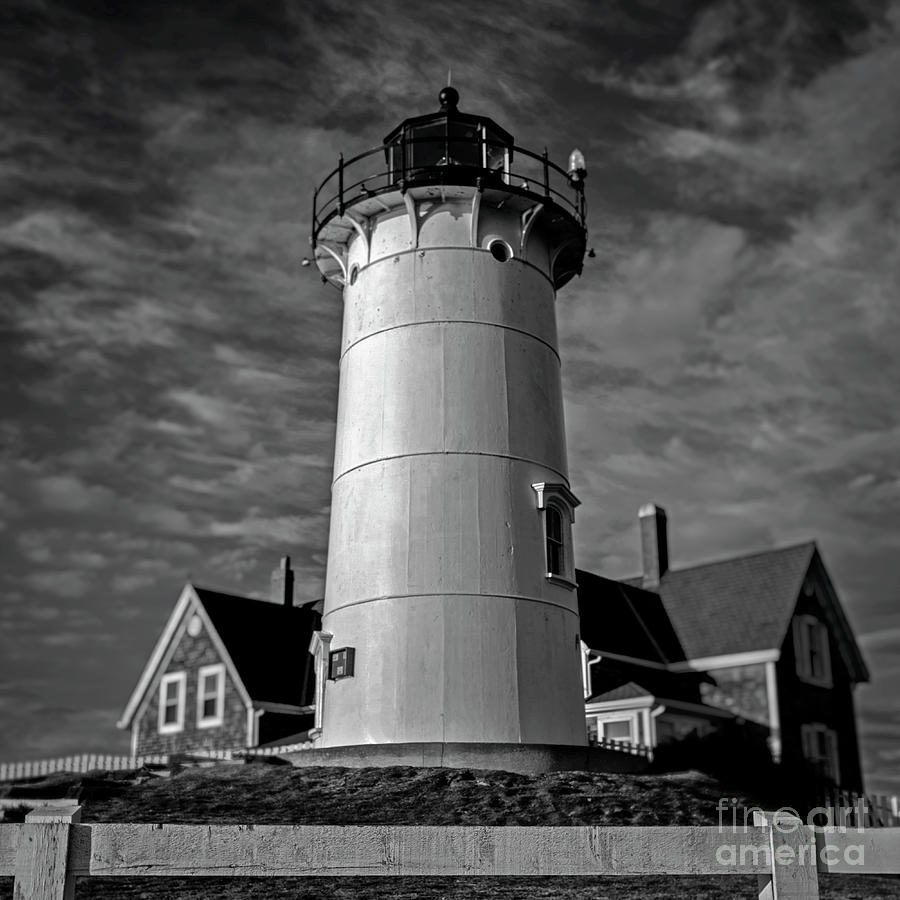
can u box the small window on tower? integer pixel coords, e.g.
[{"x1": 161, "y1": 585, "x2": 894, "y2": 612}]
[
  {"x1": 532, "y1": 482, "x2": 580, "y2": 589},
  {"x1": 328, "y1": 647, "x2": 355, "y2": 680},
  {"x1": 546, "y1": 505, "x2": 564, "y2": 576}
]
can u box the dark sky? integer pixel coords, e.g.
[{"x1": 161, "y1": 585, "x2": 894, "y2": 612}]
[{"x1": 1, "y1": 0, "x2": 898, "y2": 793}]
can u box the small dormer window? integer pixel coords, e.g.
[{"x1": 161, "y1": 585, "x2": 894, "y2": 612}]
[
  {"x1": 532, "y1": 482, "x2": 580, "y2": 588},
  {"x1": 793, "y1": 614, "x2": 832, "y2": 687}
]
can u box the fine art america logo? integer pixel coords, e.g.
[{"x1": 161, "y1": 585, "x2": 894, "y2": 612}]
[{"x1": 715, "y1": 798, "x2": 867, "y2": 868}]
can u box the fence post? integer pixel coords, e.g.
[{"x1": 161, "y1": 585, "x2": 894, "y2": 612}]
[
  {"x1": 753, "y1": 810, "x2": 819, "y2": 899},
  {"x1": 13, "y1": 805, "x2": 82, "y2": 900}
]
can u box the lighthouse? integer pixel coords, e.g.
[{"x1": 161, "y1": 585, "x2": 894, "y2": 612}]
[{"x1": 310, "y1": 87, "x2": 589, "y2": 755}]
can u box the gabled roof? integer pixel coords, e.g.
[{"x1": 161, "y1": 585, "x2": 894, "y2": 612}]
[
  {"x1": 622, "y1": 542, "x2": 816, "y2": 661},
  {"x1": 617, "y1": 541, "x2": 868, "y2": 682},
  {"x1": 194, "y1": 588, "x2": 321, "y2": 707},
  {"x1": 118, "y1": 584, "x2": 321, "y2": 730},
  {"x1": 577, "y1": 569, "x2": 687, "y2": 664}
]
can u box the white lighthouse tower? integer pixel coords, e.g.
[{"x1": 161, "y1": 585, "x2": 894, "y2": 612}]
[{"x1": 310, "y1": 87, "x2": 589, "y2": 756}]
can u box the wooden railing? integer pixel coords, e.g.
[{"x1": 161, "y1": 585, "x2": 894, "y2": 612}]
[{"x1": 2, "y1": 806, "x2": 898, "y2": 899}]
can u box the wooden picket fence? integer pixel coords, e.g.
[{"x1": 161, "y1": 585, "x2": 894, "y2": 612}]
[
  {"x1": 2, "y1": 805, "x2": 899, "y2": 900},
  {"x1": 811, "y1": 785, "x2": 900, "y2": 828},
  {"x1": 590, "y1": 737, "x2": 653, "y2": 758},
  {"x1": 0, "y1": 754, "x2": 169, "y2": 783},
  {"x1": 0, "y1": 743, "x2": 317, "y2": 783}
]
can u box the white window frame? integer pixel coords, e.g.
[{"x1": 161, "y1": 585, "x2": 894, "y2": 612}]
[
  {"x1": 793, "y1": 614, "x2": 832, "y2": 687},
  {"x1": 158, "y1": 671, "x2": 186, "y2": 734},
  {"x1": 586, "y1": 711, "x2": 640, "y2": 745},
  {"x1": 197, "y1": 663, "x2": 225, "y2": 728},
  {"x1": 801, "y1": 723, "x2": 840, "y2": 783},
  {"x1": 532, "y1": 482, "x2": 580, "y2": 588}
]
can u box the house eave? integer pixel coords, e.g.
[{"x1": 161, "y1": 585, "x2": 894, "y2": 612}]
[
  {"x1": 117, "y1": 583, "x2": 196, "y2": 730},
  {"x1": 668, "y1": 648, "x2": 781, "y2": 672}
]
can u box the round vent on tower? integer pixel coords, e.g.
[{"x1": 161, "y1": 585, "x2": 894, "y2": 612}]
[{"x1": 488, "y1": 239, "x2": 512, "y2": 262}]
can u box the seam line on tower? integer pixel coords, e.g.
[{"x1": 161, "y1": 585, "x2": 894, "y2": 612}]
[
  {"x1": 331, "y1": 450, "x2": 571, "y2": 489},
  {"x1": 350, "y1": 245, "x2": 557, "y2": 289},
  {"x1": 322, "y1": 591, "x2": 581, "y2": 620},
  {"x1": 340, "y1": 318, "x2": 561, "y2": 363}
]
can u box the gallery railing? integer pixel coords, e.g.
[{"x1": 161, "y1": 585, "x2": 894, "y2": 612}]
[{"x1": 312, "y1": 136, "x2": 586, "y2": 248}]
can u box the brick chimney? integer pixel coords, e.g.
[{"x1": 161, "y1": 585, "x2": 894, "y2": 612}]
[
  {"x1": 270, "y1": 555, "x2": 294, "y2": 606},
  {"x1": 639, "y1": 503, "x2": 668, "y2": 590}
]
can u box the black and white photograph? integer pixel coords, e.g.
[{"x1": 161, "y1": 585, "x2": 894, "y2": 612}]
[{"x1": 1, "y1": 1, "x2": 899, "y2": 897}]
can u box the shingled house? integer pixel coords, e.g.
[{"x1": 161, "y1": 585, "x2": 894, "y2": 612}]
[
  {"x1": 118, "y1": 558, "x2": 321, "y2": 756},
  {"x1": 577, "y1": 505, "x2": 870, "y2": 791}
]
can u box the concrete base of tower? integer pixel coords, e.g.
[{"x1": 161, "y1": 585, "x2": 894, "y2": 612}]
[{"x1": 280, "y1": 742, "x2": 650, "y2": 776}]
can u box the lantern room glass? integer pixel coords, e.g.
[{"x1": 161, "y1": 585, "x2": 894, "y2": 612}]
[{"x1": 385, "y1": 119, "x2": 510, "y2": 182}]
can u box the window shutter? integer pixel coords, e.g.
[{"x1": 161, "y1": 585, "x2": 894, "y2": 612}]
[
  {"x1": 800, "y1": 724, "x2": 813, "y2": 760},
  {"x1": 825, "y1": 729, "x2": 840, "y2": 782},
  {"x1": 793, "y1": 617, "x2": 811, "y2": 678},
  {"x1": 815, "y1": 622, "x2": 832, "y2": 684}
]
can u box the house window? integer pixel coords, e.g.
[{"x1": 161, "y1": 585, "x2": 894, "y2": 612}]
[
  {"x1": 603, "y1": 719, "x2": 633, "y2": 742},
  {"x1": 793, "y1": 615, "x2": 832, "y2": 686},
  {"x1": 197, "y1": 663, "x2": 225, "y2": 728},
  {"x1": 158, "y1": 672, "x2": 186, "y2": 734},
  {"x1": 531, "y1": 482, "x2": 580, "y2": 588},
  {"x1": 586, "y1": 714, "x2": 636, "y2": 745},
  {"x1": 801, "y1": 723, "x2": 840, "y2": 783},
  {"x1": 328, "y1": 647, "x2": 355, "y2": 680}
]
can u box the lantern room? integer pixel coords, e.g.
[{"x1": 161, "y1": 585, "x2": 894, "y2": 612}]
[{"x1": 382, "y1": 86, "x2": 513, "y2": 182}]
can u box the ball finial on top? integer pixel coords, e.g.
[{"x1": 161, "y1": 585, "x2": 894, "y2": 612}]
[{"x1": 439, "y1": 86, "x2": 459, "y2": 111}]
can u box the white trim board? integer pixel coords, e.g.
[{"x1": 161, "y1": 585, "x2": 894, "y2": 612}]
[
  {"x1": 765, "y1": 659, "x2": 782, "y2": 763},
  {"x1": 583, "y1": 649, "x2": 670, "y2": 671},
  {"x1": 585, "y1": 695, "x2": 655, "y2": 713},
  {"x1": 668, "y1": 649, "x2": 780, "y2": 672}
]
